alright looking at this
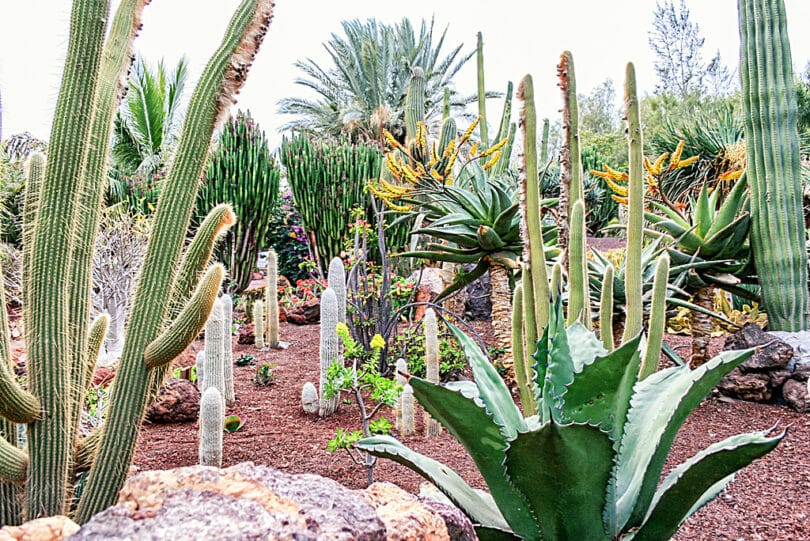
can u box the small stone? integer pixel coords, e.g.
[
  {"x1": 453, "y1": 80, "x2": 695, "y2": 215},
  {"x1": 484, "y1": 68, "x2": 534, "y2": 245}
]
[
  {"x1": 146, "y1": 378, "x2": 200, "y2": 423},
  {"x1": 0, "y1": 515, "x2": 79, "y2": 541},
  {"x1": 783, "y1": 378, "x2": 810, "y2": 413}
]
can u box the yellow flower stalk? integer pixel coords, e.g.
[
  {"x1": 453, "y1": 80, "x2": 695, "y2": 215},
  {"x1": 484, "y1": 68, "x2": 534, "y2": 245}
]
[
  {"x1": 469, "y1": 141, "x2": 480, "y2": 157},
  {"x1": 384, "y1": 130, "x2": 406, "y2": 152},
  {"x1": 482, "y1": 150, "x2": 501, "y2": 170},
  {"x1": 652, "y1": 153, "x2": 669, "y2": 176},
  {"x1": 459, "y1": 117, "x2": 480, "y2": 145},
  {"x1": 480, "y1": 137, "x2": 509, "y2": 158},
  {"x1": 370, "y1": 334, "x2": 386, "y2": 350},
  {"x1": 675, "y1": 155, "x2": 699, "y2": 168},
  {"x1": 669, "y1": 140, "x2": 686, "y2": 167}
]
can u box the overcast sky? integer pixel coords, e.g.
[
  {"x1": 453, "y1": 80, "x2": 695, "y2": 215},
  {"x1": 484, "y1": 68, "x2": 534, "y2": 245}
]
[{"x1": 2, "y1": 0, "x2": 810, "y2": 147}]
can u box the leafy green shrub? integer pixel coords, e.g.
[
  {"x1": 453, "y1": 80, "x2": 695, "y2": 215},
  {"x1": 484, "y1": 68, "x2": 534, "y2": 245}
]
[
  {"x1": 392, "y1": 327, "x2": 466, "y2": 381},
  {"x1": 254, "y1": 362, "x2": 277, "y2": 386},
  {"x1": 265, "y1": 190, "x2": 312, "y2": 282}
]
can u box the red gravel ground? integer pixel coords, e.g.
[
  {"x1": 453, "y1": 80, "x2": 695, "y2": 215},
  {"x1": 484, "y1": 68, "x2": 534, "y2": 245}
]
[{"x1": 133, "y1": 321, "x2": 810, "y2": 541}]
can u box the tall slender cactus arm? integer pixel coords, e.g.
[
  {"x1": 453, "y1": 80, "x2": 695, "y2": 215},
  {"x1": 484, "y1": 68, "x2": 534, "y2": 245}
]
[
  {"x1": 81, "y1": 314, "x2": 111, "y2": 396},
  {"x1": 0, "y1": 437, "x2": 28, "y2": 483},
  {"x1": 144, "y1": 264, "x2": 225, "y2": 368},
  {"x1": 74, "y1": 429, "x2": 101, "y2": 472},
  {"x1": 640, "y1": 254, "x2": 670, "y2": 379},
  {"x1": 171, "y1": 204, "x2": 236, "y2": 309}
]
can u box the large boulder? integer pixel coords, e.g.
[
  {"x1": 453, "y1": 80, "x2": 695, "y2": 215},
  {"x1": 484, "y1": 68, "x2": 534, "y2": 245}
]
[
  {"x1": 0, "y1": 516, "x2": 79, "y2": 541},
  {"x1": 146, "y1": 378, "x2": 200, "y2": 423},
  {"x1": 783, "y1": 379, "x2": 810, "y2": 413},
  {"x1": 68, "y1": 463, "x2": 473, "y2": 540},
  {"x1": 285, "y1": 298, "x2": 320, "y2": 325},
  {"x1": 722, "y1": 323, "x2": 794, "y2": 372}
]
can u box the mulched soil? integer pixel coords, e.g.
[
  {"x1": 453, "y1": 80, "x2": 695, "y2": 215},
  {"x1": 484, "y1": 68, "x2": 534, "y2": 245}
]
[{"x1": 133, "y1": 321, "x2": 810, "y2": 541}]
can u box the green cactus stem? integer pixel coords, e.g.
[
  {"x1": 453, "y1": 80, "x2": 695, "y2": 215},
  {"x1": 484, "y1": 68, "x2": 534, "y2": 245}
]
[
  {"x1": 566, "y1": 200, "x2": 591, "y2": 328},
  {"x1": 394, "y1": 358, "x2": 409, "y2": 430},
  {"x1": 0, "y1": 275, "x2": 39, "y2": 423},
  {"x1": 476, "y1": 32, "x2": 489, "y2": 149},
  {"x1": 253, "y1": 300, "x2": 266, "y2": 349},
  {"x1": 21, "y1": 152, "x2": 45, "y2": 314},
  {"x1": 738, "y1": 0, "x2": 809, "y2": 331},
  {"x1": 265, "y1": 250, "x2": 280, "y2": 348},
  {"x1": 622, "y1": 62, "x2": 644, "y2": 344},
  {"x1": 540, "y1": 118, "x2": 550, "y2": 165},
  {"x1": 221, "y1": 294, "x2": 235, "y2": 405},
  {"x1": 198, "y1": 387, "x2": 224, "y2": 467},
  {"x1": 76, "y1": 1, "x2": 276, "y2": 521},
  {"x1": 0, "y1": 435, "x2": 27, "y2": 484},
  {"x1": 319, "y1": 288, "x2": 341, "y2": 417},
  {"x1": 512, "y1": 282, "x2": 536, "y2": 415},
  {"x1": 640, "y1": 254, "x2": 670, "y2": 380},
  {"x1": 517, "y1": 75, "x2": 551, "y2": 336},
  {"x1": 144, "y1": 265, "x2": 224, "y2": 368},
  {"x1": 551, "y1": 261, "x2": 563, "y2": 303},
  {"x1": 25, "y1": 0, "x2": 109, "y2": 518},
  {"x1": 599, "y1": 263, "x2": 615, "y2": 350},
  {"x1": 82, "y1": 314, "x2": 111, "y2": 394},
  {"x1": 557, "y1": 51, "x2": 584, "y2": 260},
  {"x1": 424, "y1": 309, "x2": 441, "y2": 437}
]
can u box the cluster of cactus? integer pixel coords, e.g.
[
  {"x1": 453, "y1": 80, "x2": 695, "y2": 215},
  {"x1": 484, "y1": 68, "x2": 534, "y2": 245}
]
[
  {"x1": 0, "y1": 0, "x2": 274, "y2": 524},
  {"x1": 195, "y1": 110, "x2": 280, "y2": 294},
  {"x1": 738, "y1": 0, "x2": 809, "y2": 331},
  {"x1": 265, "y1": 249, "x2": 279, "y2": 348},
  {"x1": 281, "y1": 135, "x2": 409, "y2": 274}
]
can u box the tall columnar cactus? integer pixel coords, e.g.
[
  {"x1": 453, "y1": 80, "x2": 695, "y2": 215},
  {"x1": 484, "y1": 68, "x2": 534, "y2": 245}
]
[
  {"x1": 599, "y1": 263, "x2": 615, "y2": 350},
  {"x1": 399, "y1": 384, "x2": 415, "y2": 436},
  {"x1": 253, "y1": 300, "x2": 265, "y2": 349},
  {"x1": 476, "y1": 32, "x2": 489, "y2": 149},
  {"x1": 196, "y1": 111, "x2": 280, "y2": 294},
  {"x1": 738, "y1": 0, "x2": 809, "y2": 331},
  {"x1": 265, "y1": 250, "x2": 279, "y2": 348},
  {"x1": 640, "y1": 254, "x2": 671, "y2": 380},
  {"x1": 557, "y1": 51, "x2": 585, "y2": 259},
  {"x1": 622, "y1": 63, "x2": 644, "y2": 344},
  {"x1": 327, "y1": 257, "x2": 347, "y2": 324},
  {"x1": 0, "y1": 0, "x2": 272, "y2": 522},
  {"x1": 394, "y1": 358, "x2": 408, "y2": 430},
  {"x1": 566, "y1": 200, "x2": 591, "y2": 328},
  {"x1": 203, "y1": 299, "x2": 226, "y2": 406},
  {"x1": 221, "y1": 294, "x2": 235, "y2": 405},
  {"x1": 319, "y1": 287, "x2": 341, "y2": 417},
  {"x1": 198, "y1": 387, "x2": 224, "y2": 468},
  {"x1": 195, "y1": 351, "x2": 206, "y2": 390},
  {"x1": 423, "y1": 309, "x2": 441, "y2": 437}
]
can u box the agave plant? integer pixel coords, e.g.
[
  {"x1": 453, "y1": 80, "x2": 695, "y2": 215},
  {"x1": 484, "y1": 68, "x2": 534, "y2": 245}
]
[
  {"x1": 645, "y1": 175, "x2": 752, "y2": 366},
  {"x1": 358, "y1": 299, "x2": 783, "y2": 540}
]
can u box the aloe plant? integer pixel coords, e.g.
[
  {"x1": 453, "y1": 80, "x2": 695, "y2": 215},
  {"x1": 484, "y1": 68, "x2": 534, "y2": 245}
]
[
  {"x1": 358, "y1": 299, "x2": 783, "y2": 540},
  {"x1": 646, "y1": 176, "x2": 752, "y2": 366}
]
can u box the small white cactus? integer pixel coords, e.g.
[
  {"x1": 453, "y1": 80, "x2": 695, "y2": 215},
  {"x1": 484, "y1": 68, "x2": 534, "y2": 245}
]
[
  {"x1": 253, "y1": 299, "x2": 265, "y2": 349},
  {"x1": 424, "y1": 308, "x2": 441, "y2": 437},
  {"x1": 202, "y1": 299, "x2": 226, "y2": 406},
  {"x1": 265, "y1": 249, "x2": 280, "y2": 348},
  {"x1": 199, "y1": 387, "x2": 224, "y2": 467},
  {"x1": 319, "y1": 287, "x2": 340, "y2": 417},
  {"x1": 327, "y1": 257, "x2": 347, "y2": 323},
  {"x1": 399, "y1": 384, "x2": 415, "y2": 436},
  {"x1": 221, "y1": 294, "x2": 235, "y2": 405}
]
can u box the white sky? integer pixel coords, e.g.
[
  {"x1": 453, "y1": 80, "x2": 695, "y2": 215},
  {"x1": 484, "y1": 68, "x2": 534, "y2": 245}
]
[{"x1": 2, "y1": 0, "x2": 810, "y2": 147}]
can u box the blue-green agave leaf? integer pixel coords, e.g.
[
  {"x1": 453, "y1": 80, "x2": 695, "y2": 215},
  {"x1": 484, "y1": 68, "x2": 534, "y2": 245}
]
[
  {"x1": 631, "y1": 429, "x2": 784, "y2": 541},
  {"x1": 356, "y1": 435, "x2": 511, "y2": 533},
  {"x1": 505, "y1": 422, "x2": 613, "y2": 541},
  {"x1": 608, "y1": 347, "x2": 755, "y2": 535}
]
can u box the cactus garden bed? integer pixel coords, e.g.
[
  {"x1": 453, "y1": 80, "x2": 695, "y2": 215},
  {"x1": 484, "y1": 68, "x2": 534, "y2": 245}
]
[{"x1": 131, "y1": 321, "x2": 810, "y2": 540}]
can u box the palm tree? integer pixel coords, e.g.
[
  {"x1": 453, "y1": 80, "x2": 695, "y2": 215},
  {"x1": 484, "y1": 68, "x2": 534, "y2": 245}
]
[
  {"x1": 108, "y1": 55, "x2": 188, "y2": 211},
  {"x1": 278, "y1": 17, "x2": 474, "y2": 141}
]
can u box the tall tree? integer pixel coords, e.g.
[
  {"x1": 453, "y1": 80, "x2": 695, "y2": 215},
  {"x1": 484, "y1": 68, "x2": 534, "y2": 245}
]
[
  {"x1": 277, "y1": 17, "x2": 473, "y2": 141},
  {"x1": 649, "y1": 0, "x2": 707, "y2": 97}
]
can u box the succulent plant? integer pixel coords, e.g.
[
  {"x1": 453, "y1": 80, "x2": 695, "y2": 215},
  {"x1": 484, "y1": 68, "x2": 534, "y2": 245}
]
[
  {"x1": 265, "y1": 250, "x2": 279, "y2": 348},
  {"x1": 319, "y1": 288, "x2": 341, "y2": 417},
  {"x1": 358, "y1": 299, "x2": 783, "y2": 540},
  {"x1": 198, "y1": 387, "x2": 224, "y2": 467},
  {"x1": 423, "y1": 309, "x2": 441, "y2": 437}
]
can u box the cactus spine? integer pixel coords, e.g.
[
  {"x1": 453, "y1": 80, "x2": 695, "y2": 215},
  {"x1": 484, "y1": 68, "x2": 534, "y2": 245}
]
[
  {"x1": 739, "y1": 0, "x2": 809, "y2": 331},
  {"x1": 640, "y1": 254, "x2": 670, "y2": 379},
  {"x1": 265, "y1": 250, "x2": 279, "y2": 348},
  {"x1": 221, "y1": 294, "x2": 235, "y2": 405},
  {"x1": 202, "y1": 299, "x2": 226, "y2": 406},
  {"x1": 253, "y1": 300, "x2": 265, "y2": 349},
  {"x1": 198, "y1": 387, "x2": 224, "y2": 467},
  {"x1": 301, "y1": 382, "x2": 319, "y2": 415},
  {"x1": 319, "y1": 288, "x2": 340, "y2": 417},
  {"x1": 622, "y1": 63, "x2": 644, "y2": 344},
  {"x1": 423, "y1": 309, "x2": 441, "y2": 436},
  {"x1": 327, "y1": 257, "x2": 347, "y2": 323}
]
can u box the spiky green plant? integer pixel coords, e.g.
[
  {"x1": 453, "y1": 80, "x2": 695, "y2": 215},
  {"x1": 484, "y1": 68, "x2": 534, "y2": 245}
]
[
  {"x1": 196, "y1": 110, "x2": 280, "y2": 293},
  {"x1": 0, "y1": 0, "x2": 273, "y2": 524},
  {"x1": 738, "y1": 0, "x2": 809, "y2": 331},
  {"x1": 646, "y1": 176, "x2": 752, "y2": 365},
  {"x1": 358, "y1": 300, "x2": 783, "y2": 540}
]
